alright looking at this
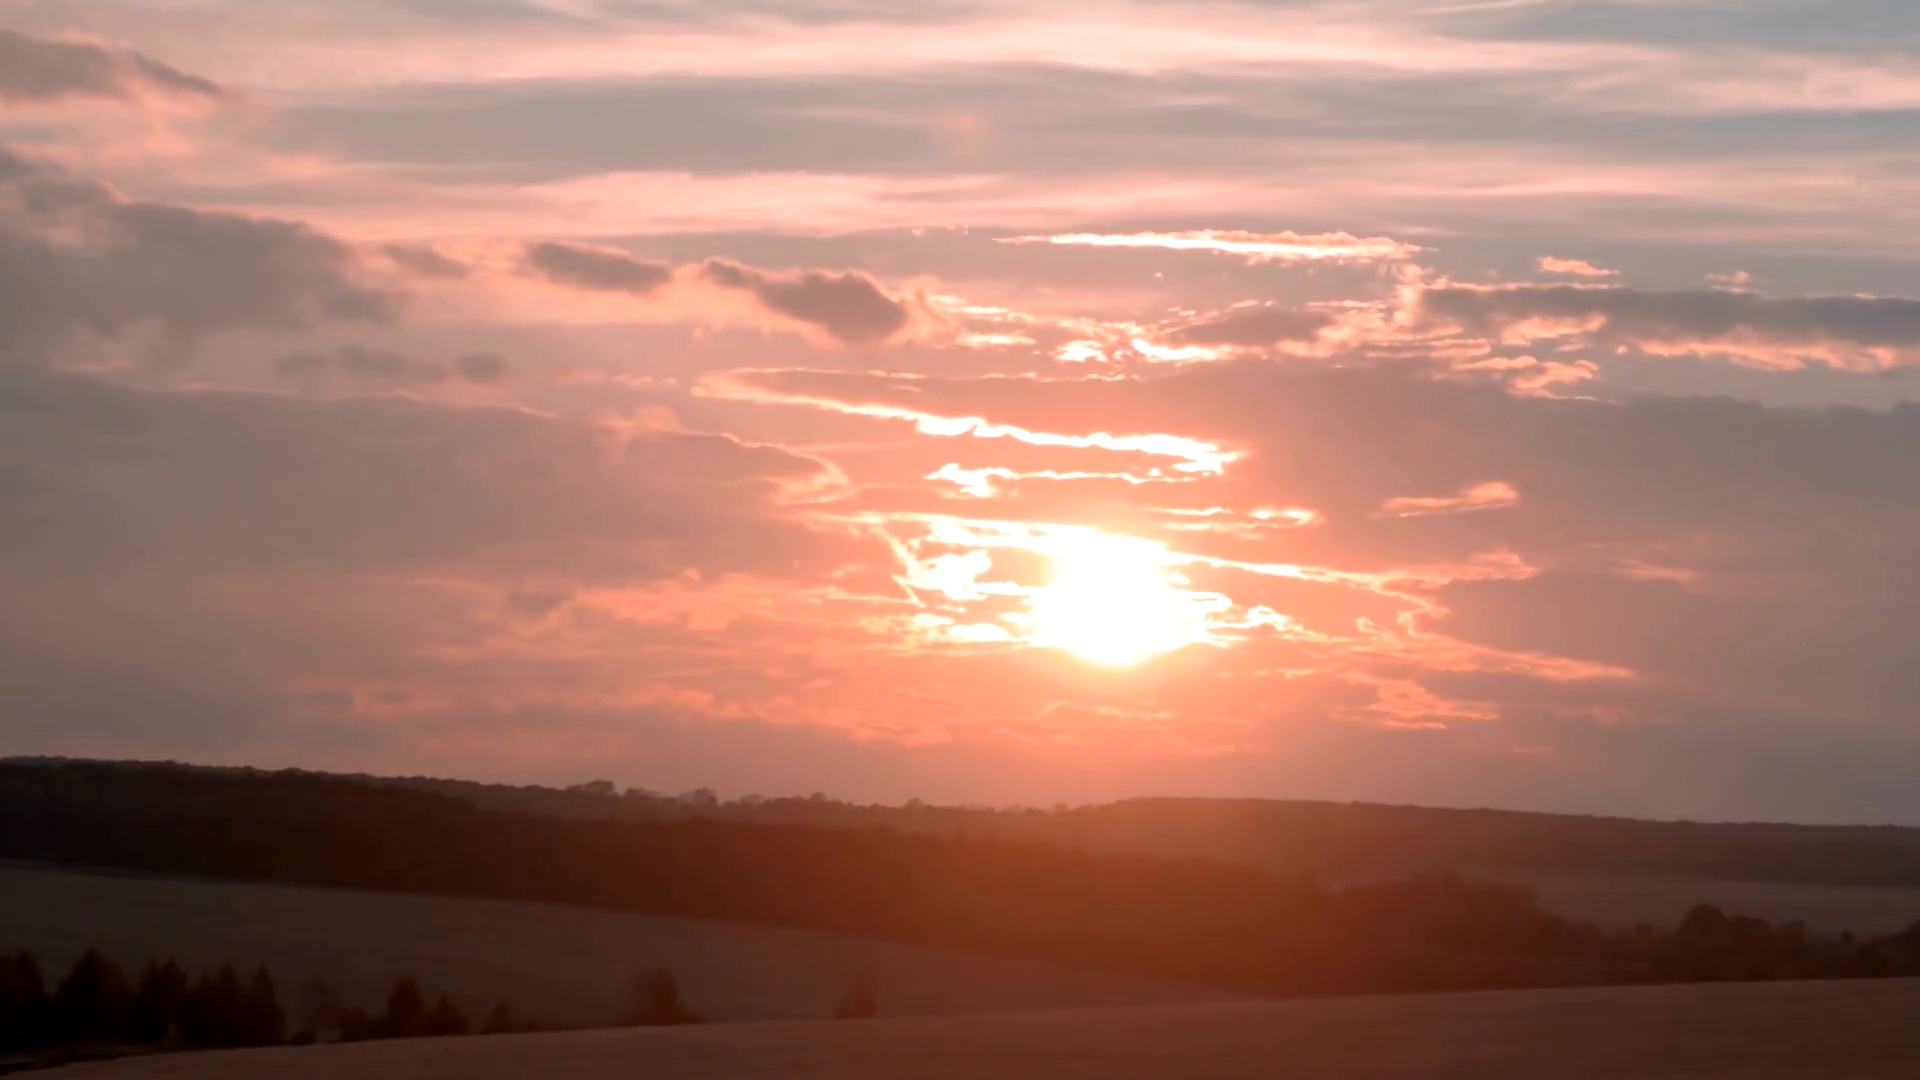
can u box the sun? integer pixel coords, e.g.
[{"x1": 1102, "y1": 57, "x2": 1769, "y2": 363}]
[{"x1": 1030, "y1": 532, "x2": 1206, "y2": 667}]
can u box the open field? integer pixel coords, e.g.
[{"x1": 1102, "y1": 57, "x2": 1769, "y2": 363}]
[
  {"x1": 60, "y1": 978, "x2": 1920, "y2": 1079},
  {"x1": 1470, "y1": 867, "x2": 1920, "y2": 934},
  {"x1": 0, "y1": 863, "x2": 1229, "y2": 1028}
]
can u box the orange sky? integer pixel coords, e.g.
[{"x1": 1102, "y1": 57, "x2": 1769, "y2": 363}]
[{"x1": 8, "y1": 4, "x2": 1920, "y2": 822}]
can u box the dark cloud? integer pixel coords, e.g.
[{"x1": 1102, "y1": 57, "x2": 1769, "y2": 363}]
[
  {"x1": 518, "y1": 242, "x2": 920, "y2": 345},
  {"x1": 0, "y1": 28, "x2": 223, "y2": 104},
  {"x1": 382, "y1": 243, "x2": 471, "y2": 279},
  {"x1": 272, "y1": 345, "x2": 509, "y2": 388},
  {"x1": 454, "y1": 352, "x2": 510, "y2": 382},
  {"x1": 0, "y1": 366, "x2": 853, "y2": 580},
  {"x1": 1421, "y1": 283, "x2": 1920, "y2": 368},
  {"x1": 522, "y1": 241, "x2": 673, "y2": 295},
  {"x1": 1165, "y1": 306, "x2": 1334, "y2": 347},
  {"x1": 700, "y1": 259, "x2": 911, "y2": 344},
  {"x1": 0, "y1": 153, "x2": 395, "y2": 360}
]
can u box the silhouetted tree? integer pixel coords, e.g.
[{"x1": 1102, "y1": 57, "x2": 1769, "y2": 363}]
[
  {"x1": 421, "y1": 994, "x2": 471, "y2": 1037},
  {"x1": 335, "y1": 1007, "x2": 379, "y2": 1043},
  {"x1": 383, "y1": 976, "x2": 426, "y2": 1039},
  {"x1": 179, "y1": 966, "x2": 245, "y2": 1048},
  {"x1": 622, "y1": 970, "x2": 700, "y2": 1026},
  {"x1": 480, "y1": 1001, "x2": 516, "y2": 1036},
  {"x1": 294, "y1": 978, "x2": 343, "y2": 1041},
  {"x1": 237, "y1": 967, "x2": 285, "y2": 1046},
  {"x1": 53, "y1": 949, "x2": 132, "y2": 1043},
  {"x1": 0, "y1": 951, "x2": 51, "y2": 1052},
  {"x1": 130, "y1": 958, "x2": 189, "y2": 1044},
  {"x1": 832, "y1": 968, "x2": 878, "y2": 1019}
]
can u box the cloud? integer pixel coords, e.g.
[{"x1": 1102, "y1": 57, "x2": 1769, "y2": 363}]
[
  {"x1": 0, "y1": 151, "x2": 394, "y2": 361},
  {"x1": 1164, "y1": 307, "x2": 1335, "y2": 348},
  {"x1": 522, "y1": 241, "x2": 674, "y2": 295},
  {"x1": 1000, "y1": 230, "x2": 1420, "y2": 264},
  {"x1": 1380, "y1": 481, "x2": 1520, "y2": 518},
  {"x1": 0, "y1": 366, "x2": 850, "y2": 579},
  {"x1": 1537, "y1": 256, "x2": 1616, "y2": 278},
  {"x1": 698, "y1": 259, "x2": 919, "y2": 345},
  {"x1": 0, "y1": 28, "x2": 223, "y2": 104},
  {"x1": 454, "y1": 352, "x2": 510, "y2": 382},
  {"x1": 272, "y1": 345, "x2": 510, "y2": 388},
  {"x1": 383, "y1": 243, "x2": 471, "y2": 279},
  {"x1": 515, "y1": 243, "x2": 930, "y2": 346},
  {"x1": 1420, "y1": 282, "x2": 1920, "y2": 371}
]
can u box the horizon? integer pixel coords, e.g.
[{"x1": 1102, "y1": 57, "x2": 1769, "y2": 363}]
[
  {"x1": 16, "y1": 753, "x2": 1920, "y2": 832},
  {"x1": 9, "y1": 1, "x2": 1920, "y2": 825}
]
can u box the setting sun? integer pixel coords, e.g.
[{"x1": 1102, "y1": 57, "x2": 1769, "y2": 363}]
[{"x1": 1031, "y1": 533, "x2": 1208, "y2": 667}]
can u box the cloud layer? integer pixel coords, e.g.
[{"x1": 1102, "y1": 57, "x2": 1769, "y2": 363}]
[{"x1": 8, "y1": 4, "x2": 1920, "y2": 821}]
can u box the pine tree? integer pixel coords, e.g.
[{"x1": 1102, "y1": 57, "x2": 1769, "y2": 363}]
[
  {"x1": 622, "y1": 969, "x2": 700, "y2": 1026},
  {"x1": 480, "y1": 1001, "x2": 516, "y2": 1036},
  {"x1": 382, "y1": 976, "x2": 426, "y2": 1039},
  {"x1": 421, "y1": 994, "x2": 470, "y2": 1037},
  {"x1": 0, "y1": 951, "x2": 51, "y2": 1052},
  {"x1": 53, "y1": 948, "x2": 132, "y2": 1043},
  {"x1": 180, "y1": 966, "x2": 245, "y2": 1048},
  {"x1": 240, "y1": 967, "x2": 285, "y2": 1046},
  {"x1": 130, "y1": 958, "x2": 189, "y2": 1044}
]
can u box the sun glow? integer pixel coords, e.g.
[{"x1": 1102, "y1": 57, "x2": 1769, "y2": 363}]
[{"x1": 1031, "y1": 532, "x2": 1212, "y2": 667}]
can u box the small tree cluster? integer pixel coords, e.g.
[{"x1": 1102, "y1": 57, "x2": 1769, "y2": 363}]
[
  {"x1": 621, "y1": 970, "x2": 702, "y2": 1027},
  {"x1": 335, "y1": 976, "x2": 485, "y2": 1042},
  {"x1": 0, "y1": 949, "x2": 282, "y2": 1056}
]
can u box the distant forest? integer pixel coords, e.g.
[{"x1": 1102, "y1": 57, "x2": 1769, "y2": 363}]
[
  {"x1": 7, "y1": 760, "x2": 1920, "y2": 1001},
  {"x1": 57, "y1": 757, "x2": 1920, "y2": 888},
  {"x1": 382, "y1": 772, "x2": 1920, "y2": 888}
]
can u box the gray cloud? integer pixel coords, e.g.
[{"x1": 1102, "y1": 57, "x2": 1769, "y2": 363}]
[
  {"x1": 523, "y1": 241, "x2": 673, "y2": 295},
  {"x1": 382, "y1": 243, "x2": 471, "y2": 279},
  {"x1": 699, "y1": 258, "x2": 912, "y2": 344},
  {"x1": 454, "y1": 352, "x2": 509, "y2": 382},
  {"x1": 0, "y1": 366, "x2": 853, "y2": 580},
  {"x1": 0, "y1": 28, "x2": 223, "y2": 104},
  {"x1": 1165, "y1": 306, "x2": 1334, "y2": 347},
  {"x1": 272, "y1": 345, "x2": 510, "y2": 388},
  {"x1": 1422, "y1": 283, "x2": 1920, "y2": 368},
  {"x1": 0, "y1": 152, "x2": 395, "y2": 361}
]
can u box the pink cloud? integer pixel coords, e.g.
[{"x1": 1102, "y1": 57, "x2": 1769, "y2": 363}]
[
  {"x1": 1001, "y1": 229, "x2": 1420, "y2": 264},
  {"x1": 1380, "y1": 481, "x2": 1522, "y2": 519},
  {"x1": 1538, "y1": 256, "x2": 1617, "y2": 278}
]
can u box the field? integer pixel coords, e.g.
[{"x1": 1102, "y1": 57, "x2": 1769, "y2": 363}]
[
  {"x1": 1470, "y1": 867, "x2": 1920, "y2": 934},
  {"x1": 0, "y1": 863, "x2": 1229, "y2": 1028},
  {"x1": 61, "y1": 978, "x2": 1920, "y2": 1079}
]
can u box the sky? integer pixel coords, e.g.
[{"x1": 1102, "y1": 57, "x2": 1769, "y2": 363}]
[{"x1": 7, "y1": 1, "x2": 1920, "y2": 823}]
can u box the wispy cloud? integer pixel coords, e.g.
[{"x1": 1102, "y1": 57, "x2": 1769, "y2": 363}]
[
  {"x1": 1001, "y1": 230, "x2": 1420, "y2": 264},
  {"x1": 1380, "y1": 482, "x2": 1521, "y2": 519}
]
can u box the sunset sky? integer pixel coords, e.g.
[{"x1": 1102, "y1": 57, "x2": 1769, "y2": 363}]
[{"x1": 8, "y1": 1, "x2": 1920, "y2": 822}]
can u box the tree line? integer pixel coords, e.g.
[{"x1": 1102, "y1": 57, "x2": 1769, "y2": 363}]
[
  {"x1": 9, "y1": 760, "x2": 1920, "y2": 1005},
  {"x1": 0, "y1": 942, "x2": 866, "y2": 1068}
]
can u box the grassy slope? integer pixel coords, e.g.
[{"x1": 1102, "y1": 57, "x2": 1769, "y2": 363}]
[
  {"x1": 60, "y1": 979, "x2": 1920, "y2": 1080},
  {"x1": 0, "y1": 863, "x2": 1229, "y2": 1029}
]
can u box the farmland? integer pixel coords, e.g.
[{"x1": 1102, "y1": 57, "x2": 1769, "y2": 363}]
[
  {"x1": 61, "y1": 978, "x2": 1920, "y2": 1079},
  {"x1": 0, "y1": 862, "x2": 1229, "y2": 1030},
  {"x1": 1472, "y1": 867, "x2": 1920, "y2": 936}
]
